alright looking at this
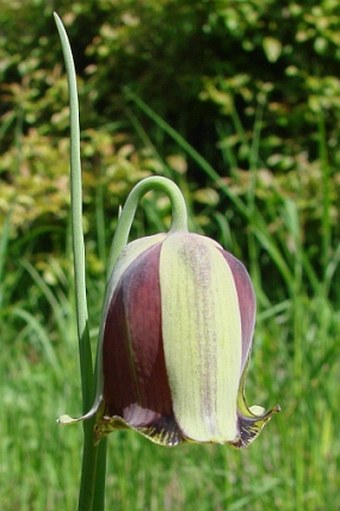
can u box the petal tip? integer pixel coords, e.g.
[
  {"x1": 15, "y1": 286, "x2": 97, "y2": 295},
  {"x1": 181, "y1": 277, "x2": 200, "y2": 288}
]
[
  {"x1": 234, "y1": 403, "x2": 280, "y2": 448},
  {"x1": 57, "y1": 414, "x2": 80, "y2": 425}
]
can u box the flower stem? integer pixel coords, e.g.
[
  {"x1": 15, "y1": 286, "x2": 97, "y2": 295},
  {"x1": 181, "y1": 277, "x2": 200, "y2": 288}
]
[
  {"x1": 106, "y1": 176, "x2": 188, "y2": 280},
  {"x1": 54, "y1": 13, "x2": 107, "y2": 511}
]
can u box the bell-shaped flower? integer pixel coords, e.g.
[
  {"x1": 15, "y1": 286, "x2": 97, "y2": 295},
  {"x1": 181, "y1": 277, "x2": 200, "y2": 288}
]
[
  {"x1": 95, "y1": 230, "x2": 279, "y2": 446},
  {"x1": 59, "y1": 177, "x2": 279, "y2": 447}
]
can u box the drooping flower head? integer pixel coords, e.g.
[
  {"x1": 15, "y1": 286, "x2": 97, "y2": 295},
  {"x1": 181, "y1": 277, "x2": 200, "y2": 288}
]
[{"x1": 59, "y1": 177, "x2": 279, "y2": 447}]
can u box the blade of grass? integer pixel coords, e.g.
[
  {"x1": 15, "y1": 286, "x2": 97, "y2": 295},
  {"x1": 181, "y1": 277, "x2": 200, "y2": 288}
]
[
  {"x1": 54, "y1": 12, "x2": 107, "y2": 511},
  {"x1": 318, "y1": 113, "x2": 331, "y2": 279},
  {"x1": 21, "y1": 260, "x2": 69, "y2": 334},
  {"x1": 95, "y1": 167, "x2": 107, "y2": 265},
  {"x1": 246, "y1": 99, "x2": 265, "y2": 293},
  {"x1": 0, "y1": 212, "x2": 11, "y2": 307},
  {"x1": 54, "y1": 14, "x2": 93, "y2": 405},
  {"x1": 12, "y1": 307, "x2": 61, "y2": 376}
]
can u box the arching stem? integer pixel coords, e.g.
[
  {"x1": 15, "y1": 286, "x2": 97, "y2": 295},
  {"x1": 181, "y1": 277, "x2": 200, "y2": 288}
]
[{"x1": 106, "y1": 176, "x2": 188, "y2": 280}]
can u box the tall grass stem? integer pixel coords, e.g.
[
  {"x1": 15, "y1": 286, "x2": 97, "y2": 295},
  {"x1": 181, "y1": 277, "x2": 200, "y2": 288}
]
[
  {"x1": 318, "y1": 113, "x2": 331, "y2": 283},
  {"x1": 54, "y1": 13, "x2": 107, "y2": 511}
]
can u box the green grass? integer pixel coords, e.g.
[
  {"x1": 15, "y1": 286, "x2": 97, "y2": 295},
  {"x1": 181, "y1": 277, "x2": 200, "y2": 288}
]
[
  {"x1": 1, "y1": 109, "x2": 339, "y2": 510},
  {"x1": 1, "y1": 255, "x2": 339, "y2": 510}
]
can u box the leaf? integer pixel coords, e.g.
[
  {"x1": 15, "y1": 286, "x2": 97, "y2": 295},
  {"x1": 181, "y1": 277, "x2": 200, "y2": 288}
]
[{"x1": 263, "y1": 37, "x2": 282, "y2": 63}]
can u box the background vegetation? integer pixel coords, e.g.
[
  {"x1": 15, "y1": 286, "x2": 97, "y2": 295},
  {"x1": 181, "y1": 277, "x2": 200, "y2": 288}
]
[{"x1": 1, "y1": 1, "x2": 339, "y2": 510}]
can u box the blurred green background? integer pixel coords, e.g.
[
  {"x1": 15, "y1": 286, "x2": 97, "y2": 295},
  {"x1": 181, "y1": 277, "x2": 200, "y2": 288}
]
[{"x1": 1, "y1": 1, "x2": 339, "y2": 510}]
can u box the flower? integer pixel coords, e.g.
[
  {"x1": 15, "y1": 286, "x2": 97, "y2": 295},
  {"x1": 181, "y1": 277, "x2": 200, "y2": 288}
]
[
  {"x1": 92, "y1": 230, "x2": 279, "y2": 447},
  {"x1": 58, "y1": 177, "x2": 279, "y2": 447}
]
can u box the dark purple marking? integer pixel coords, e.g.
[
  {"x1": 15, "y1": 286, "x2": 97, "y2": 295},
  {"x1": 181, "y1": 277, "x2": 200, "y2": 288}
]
[
  {"x1": 220, "y1": 249, "x2": 256, "y2": 371},
  {"x1": 102, "y1": 242, "x2": 178, "y2": 431}
]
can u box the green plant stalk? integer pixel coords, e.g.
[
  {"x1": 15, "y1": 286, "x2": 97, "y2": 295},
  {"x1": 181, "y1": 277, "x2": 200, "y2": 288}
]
[
  {"x1": 54, "y1": 13, "x2": 107, "y2": 511},
  {"x1": 95, "y1": 168, "x2": 107, "y2": 265},
  {"x1": 125, "y1": 89, "x2": 293, "y2": 288},
  {"x1": 106, "y1": 175, "x2": 188, "y2": 280}
]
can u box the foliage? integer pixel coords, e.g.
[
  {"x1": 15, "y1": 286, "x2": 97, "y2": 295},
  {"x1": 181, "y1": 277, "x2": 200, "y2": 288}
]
[
  {"x1": 1, "y1": 184, "x2": 340, "y2": 511},
  {"x1": 1, "y1": 1, "x2": 340, "y2": 510},
  {"x1": 1, "y1": 0, "x2": 340, "y2": 245}
]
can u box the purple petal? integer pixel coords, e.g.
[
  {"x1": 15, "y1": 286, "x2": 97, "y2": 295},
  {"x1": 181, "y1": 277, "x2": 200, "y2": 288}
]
[
  {"x1": 220, "y1": 250, "x2": 256, "y2": 371},
  {"x1": 102, "y1": 242, "x2": 184, "y2": 443}
]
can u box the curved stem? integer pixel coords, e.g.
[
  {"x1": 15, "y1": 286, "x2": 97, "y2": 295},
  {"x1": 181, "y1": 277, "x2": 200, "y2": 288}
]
[{"x1": 106, "y1": 176, "x2": 188, "y2": 280}]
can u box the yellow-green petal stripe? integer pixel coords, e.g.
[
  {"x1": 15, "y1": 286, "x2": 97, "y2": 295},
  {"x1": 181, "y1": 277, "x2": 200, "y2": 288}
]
[{"x1": 160, "y1": 232, "x2": 242, "y2": 443}]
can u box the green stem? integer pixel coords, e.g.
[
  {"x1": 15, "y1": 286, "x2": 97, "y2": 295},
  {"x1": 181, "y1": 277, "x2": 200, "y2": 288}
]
[
  {"x1": 54, "y1": 13, "x2": 106, "y2": 511},
  {"x1": 54, "y1": 11, "x2": 93, "y2": 412},
  {"x1": 106, "y1": 176, "x2": 188, "y2": 280},
  {"x1": 126, "y1": 89, "x2": 294, "y2": 288}
]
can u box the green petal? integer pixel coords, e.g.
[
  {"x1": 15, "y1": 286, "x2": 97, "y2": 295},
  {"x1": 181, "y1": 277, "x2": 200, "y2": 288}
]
[{"x1": 160, "y1": 232, "x2": 243, "y2": 443}]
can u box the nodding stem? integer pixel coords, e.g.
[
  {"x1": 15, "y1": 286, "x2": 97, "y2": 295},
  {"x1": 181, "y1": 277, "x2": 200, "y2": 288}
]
[{"x1": 106, "y1": 176, "x2": 188, "y2": 280}]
